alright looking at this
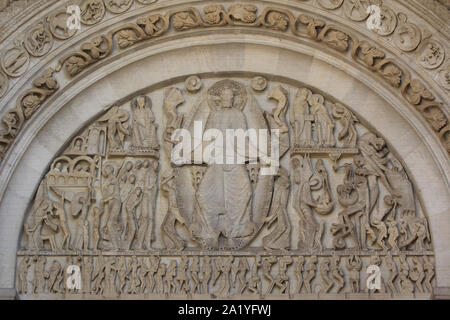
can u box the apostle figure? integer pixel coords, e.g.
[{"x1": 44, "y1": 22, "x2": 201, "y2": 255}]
[{"x1": 131, "y1": 95, "x2": 160, "y2": 151}]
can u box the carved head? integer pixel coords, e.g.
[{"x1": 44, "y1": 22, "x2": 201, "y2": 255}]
[
  {"x1": 220, "y1": 87, "x2": 234, "y2": 108},
  {"x1": 103, "y1": 164, "x2": 114, "y2": 177},
  {"x1": 73, "y1": 138, "x2": 83, "y2": 151},
  {"x1": 137, "y1": 96, "x2": 146, "y2": 108},
  {"x1": 128, "y1": 174, "x2": 136, "y2": 185},
  {"x1": 207, "y1": 80, "x2": 247, "y2": 111},
  {"x1": 375, "y1": 137, "x2": 385, "y2": 150},
  {"x1": 353, "y1": 155, "x2": 365, "y2": 168}
]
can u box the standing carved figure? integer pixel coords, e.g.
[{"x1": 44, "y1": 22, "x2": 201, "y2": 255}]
[
  {"x1": 146, "y1": 256, "x2": 161, "y2": 294},
  {"x1": 103, "y1": 257, "x2": 117, "y2": 296},
  {"x1": 32, "y1": 256, "x2": 48, "y2": 294},
  {"x1": 304, "y1": 256, "x2": 318, "y2": 294},
  {"x1": 309, "y1": 94, "x2": 335, "y2": 147},
  {"x1": 127, "y1": 256, "x2": 141, "y2": 294},
  {"x1": 163, "y1": 87, "x2": 184, "y2": 144},
  {"x1": 92, "y1": 255, "x2": 106, "y2": 295},
  {"x1": 233, "y1": 257, "x2": 249, "y2": 295},
  {"x1": 269, "y1": 256, "x2": 293, "y2": 295},
  {"x1": 46, "y1": 260, "x2": 62, "y2": 294},
  {"x1": 292, "y1": 156, "x2": 323, "y2": 251},
  {"x1": 311, "y1": 159, "x2": 334, "y2": 216},
  {"x1": 398, "y1": 254, "x2": 414, "y2": 294},
  {"x1": 164, "y1": 260, "x2": 177, "y2": 294},
  {"x1": 410, "y1": 257, "x2": 425, "y2": 294},
  {"x1": 346, "y1": 255, "x2": 362, "y2": 293},
  {"x1": 213, "y1": 256, "x2": 234, "y2": 297},
  {"x1": 320, "y1": 257, "x2": 333, "y2": 293},
  {"x1": 52, "y1": 197, "x2": 71, "y2": 250},
  {"x1": 332, "y1": 103, "x2": 358, "y2": 147},
  {"x1": 91, "y1": 205, "x2": 104, "y2": 250},
  {"x1": 82, "y1": 257, "x2": 94, "y2": 294},
  {"x1": 190, "y1": 256, "x2": 201, "y2": 294},
  {"x1": 155, "y1": 263, "x2": 166, "y2": 295},
  {"x1": 262, "y1": 256, "x2": 277, "y2": 296},
  {"x1": 123, "y1": 187, "x2": 143, "y2": 249},
  {"x1": 160, "y1": 174, "x2": 186, "y2": 250},
  {"x1": 97, "y1": 106, "x2": 130, "y2": 150},
  {"x1": 385, "y1": 255, "x2": 398, "y2": 294},
  {"x1": 116, "y1": 256, "x2": 128, "y2": 295},
  {"x1": 330, "y1": 255, "x2": 344, "y2": 293},
  {"x1": 423, "y1": 256, "x2": 434, "y2": 293},
  {"x1": 200, "y1": 256, "x2": 212, "y2": 294},
  {"x1": 102, "y1": 164, "x2": 122, "y2": 250},
  {"x1": 263, "y1": 167, "x2": 291, "y2": 251},
  {"x1": 17, "y1": 257, "x2": 32, "y2": 294},
  {"x1": 176, "y1": 256, "x2": 189, "y2": 294},
  {"x1": 247, "y1": 255, "x2": 262, "y2": 295},
  {"x1": 135, "y1": 160, "x2": 158, "y2": 250},
  {"x1": 290, "y1": 88, "x2": 314, "y2": 147},
  {"x1": 130, "y1": 96, "x2": 160, "y2": 151},
  {"x1": 387, "y1": 218, "x2": 400, "y2": 251},
  {"x1": 293, "y1": 256, "x2": 305, "y2": 294}
]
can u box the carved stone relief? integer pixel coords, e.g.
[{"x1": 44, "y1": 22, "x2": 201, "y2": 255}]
[
  {"x1": 417, "y1": 40, "x2": 445, "y2": 70},
  {"x1": 0, "y1": 2, "x2": 448, "y2": 164},
  {"x1": 80, "y1": 0, "x2": 106, "y2": 26},
  {"x1": 0, "y1": 70, "x2": 8, "y2": 97},
  {"x1": 393, "y1": 13, "x2": 422, "y2": 52},
  {"x1": 24, "y1": 23, "x2": 53, "y2": 57},
  {"x1": 318, "y1": 0, "x2": 344, "y2": 10},
  {"x1": 1, "y1": 41, "x2": 30, "y2": 77},
  {"x1": 47, "y1": 8, "x2": 78, "y2": 40},
  {"x1": 437, "y1": 61, "x2": 450, "y2": 91},
  {"x1": 105, "y1": 0, "x2": 133, "y2": 14},
  {"x1": 16, "y1": 76, "x2": 435, "y2": 299},
  {"x1": 373, "y1": 5, "x2": 397, "y2": 36}
]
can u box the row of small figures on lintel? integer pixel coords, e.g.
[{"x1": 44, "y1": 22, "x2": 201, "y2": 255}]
[{"x1": 17, "y1": 254, "x2": 435, "y2": 297}]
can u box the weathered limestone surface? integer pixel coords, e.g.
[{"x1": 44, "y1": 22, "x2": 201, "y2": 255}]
[{"x1": 0, "y1": 0, "x2": 448, "y2": 300}]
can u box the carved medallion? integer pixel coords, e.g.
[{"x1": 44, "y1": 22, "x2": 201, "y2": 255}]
[
  {"x1": 251, "y1": 76, "x2": 268, "y2": 91},
  {"x1": 343, "y1": 0, "x2": 370, "y2": 22},
  {"x1": 393, "y1": 14, "x2": 421, "y2": 52},
  {"x1": 318, "y1": 0, "x2": 344, "y2": 10},
  {"x1": 228, "y1": 4, "x2": 258, "y2": 24},
  {"x1": 136, "y1": 0, "x2": 157, "y2": 4},
  {"x1": 185, "y1": 75, "x2": 202, "y2": 93},
  {"x1": 0, "y1": 42, "x2": 30, "y2": 77},
  {"x1": 80, "y1": 0, "x2": 106, "y2": 26},
  {"x1": 0, "y1": 71, "x2": 8, "y2": 97},
  {"x1": 48, "y1": 8, "x2": 78, "y2": 40},
  {"x1": 24, "y1": 23, "x2": 53, "y2": 57},
  {"x1": 417, "y1": 40, "x2": 445, "y2": 70},
  {"x1": 438, "y1": 63, "x2": 450, "y2": 91},
  {"x1": 105, "y1": 0, "x2": 133, "y2": 14},
  {"x1": 374, "y1": 6, "x2": 397, "y2": 36}
]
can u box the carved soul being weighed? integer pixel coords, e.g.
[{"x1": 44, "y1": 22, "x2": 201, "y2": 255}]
[{"x1": 16, "y1": 76, "x2": 435, "y2": 299}]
